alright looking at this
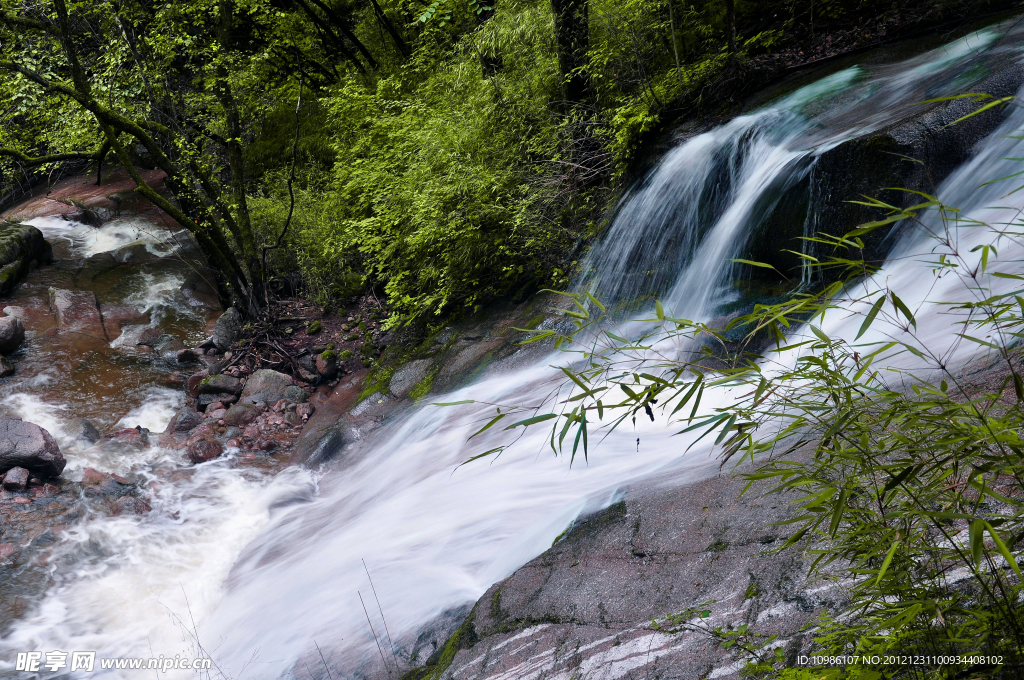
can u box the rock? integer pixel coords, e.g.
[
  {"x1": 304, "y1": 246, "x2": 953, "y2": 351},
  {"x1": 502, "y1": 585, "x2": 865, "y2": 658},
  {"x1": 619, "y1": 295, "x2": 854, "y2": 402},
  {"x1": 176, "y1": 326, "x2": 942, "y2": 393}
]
[
  {"x1": 0, "y1": 222, "x2": 52, "y2": 295},
  {"x1": 225, "y1": 438, "x2": 242, "y2": 448},
  {"x1": 186, "y1": 439, "x2": 223, "y2": 465},
  {"x1": 198, "y1": 392, "x2": 237, "y2": 408},
  {"x1": 65, "y1": 206, "x2": 103, "y2": 227},
  {"x1": 169, "y1": 407, "x2": 203, "y2": 433},
  {"x1": 212, "y1": 307, "x2": 242, "y2": 351},
  {"x1": 223, "y1": 403, "x2": 260, "y2": 426},
  {"x1": 187, "y1": 370, "x2": 209, "y2": 397},
  {"x1": 306, "y1": 320, "x2": 322, "y2": 335},
  {"x1": 240, "y1": 369, "x2": 293, "y2": 405},
  {"x1": 0, "y1": 356, "x2": 13, "y2": 377},
  {"x1": 199, "y1": 374, "x2": 242, "y2": 395},
  {"x1": 198, "y1": 337, "x2": 217, "y2": 350},
  {"x1": 284, "y1": 412, "x2": 302, "y2": 427},
  {"x1": 48, "y1": 288, "x2": 107, "y2": 341},
  {"x1": 110, "y1": 427, "x2": 148, "y2": 448},
  {"x1": 389, "y1": 359, "x2": 433, "y2": 398},
  {"x1": 296, "y1": 403, "x2": 315, "y2": 419},
  {"x1": 180, "y1": 271, "x2": 221, "y2": 310},
  {"x1": 111, "y1": 240, "x2": 151, "y2": 264},
  {"x1": 283, "y1": 385, "x2": 308, "y2": 403},
  {"x1": 111, "y1": 496, "x2": 151, "y2": 515},
  {"x1": 67, "y1": 417, "x2": 101, "y2": 444},
  {"x1": 0, "y1": 543, "x2": 16, "y2": 561},
  {"x1": 0, "y1": 315, "x2": 25, "y2": 354},
  {"x1": 2, "y1": 466, "x2": 28, "y2": 490},
  {"x1": 0, "y1": 417, "x2": 65, "y2": 477},
  {"x1": 176, "y1": 348, "x2": 200, "y2": 363},
  {"x1": 136, "y1": 326, "x2": 164, "y2": 346},
  {"x1": 207, "y1": 408, "x2": 227, "y2": 420},
  {"x1": 315, "y1": 353, "x2": 337, "y2": 380},
  {"x1": 81, "y1": 467, "x2": 109, "y2": 486},
  {"x1": 98, "y1": 304, "x2": 150, "y2": 339}
]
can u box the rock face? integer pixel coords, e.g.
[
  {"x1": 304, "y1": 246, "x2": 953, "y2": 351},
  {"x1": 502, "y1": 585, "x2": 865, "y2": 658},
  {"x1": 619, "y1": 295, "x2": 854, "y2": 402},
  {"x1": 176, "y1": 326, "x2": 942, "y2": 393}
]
[
  {"x1": 0, "y1": 222, "x2": 52, "y2": 295},
  {"x1": 389, "y1": 359, "x2": 432, "y2": 398},
  {"x1": 0, "y1": 417, "x2": 66, "y2": 477},
  {"x1": 0, "y1": 315, "x2": 25, "y2": 354},
  {"x1": 240, "y1": 369, "x2": 292, "y2": 405},
  {"x1": 213, "y1": 307, "x2": 242, "y2": 350},
  {"x1": 48, "y1": 288, "x2": 107, "y2": 341},
  {"x1": 397, "y1": 467, "x2": 841, "y2": 680}
]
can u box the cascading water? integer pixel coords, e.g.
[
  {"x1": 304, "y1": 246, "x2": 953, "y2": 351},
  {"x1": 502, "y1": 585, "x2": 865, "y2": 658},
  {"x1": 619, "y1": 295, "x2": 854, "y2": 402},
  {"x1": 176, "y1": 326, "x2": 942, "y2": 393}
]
[{"x1": 2, "y1": 20, "x2": 1024, "y2": 680}]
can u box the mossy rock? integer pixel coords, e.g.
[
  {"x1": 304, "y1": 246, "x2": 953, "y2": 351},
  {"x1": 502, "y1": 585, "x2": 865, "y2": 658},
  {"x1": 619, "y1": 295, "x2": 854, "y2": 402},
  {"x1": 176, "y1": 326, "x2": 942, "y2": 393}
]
[
  {"x1": 339, "y1": 349, "x2": 353, "y2": 360},
  {"x1": 306, "y1": 320, "x2": 322, "y2": 335}
]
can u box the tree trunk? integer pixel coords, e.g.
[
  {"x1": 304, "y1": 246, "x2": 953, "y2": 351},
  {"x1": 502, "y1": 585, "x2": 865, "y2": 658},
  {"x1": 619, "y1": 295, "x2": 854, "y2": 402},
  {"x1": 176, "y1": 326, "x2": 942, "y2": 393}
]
[
  {"x1": 550, "y1": 0, "x2": 590, "y2": 105},
  {"x1": 725, "y1": 0, "x2": 736, "y2": 53}
]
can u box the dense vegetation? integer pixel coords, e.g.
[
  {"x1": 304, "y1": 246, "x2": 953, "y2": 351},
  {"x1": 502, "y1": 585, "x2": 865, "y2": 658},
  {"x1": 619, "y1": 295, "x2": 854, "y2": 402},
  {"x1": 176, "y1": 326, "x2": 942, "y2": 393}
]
[{"x1": 0, "y1": 0, "x2": 1011, "y2": 327}]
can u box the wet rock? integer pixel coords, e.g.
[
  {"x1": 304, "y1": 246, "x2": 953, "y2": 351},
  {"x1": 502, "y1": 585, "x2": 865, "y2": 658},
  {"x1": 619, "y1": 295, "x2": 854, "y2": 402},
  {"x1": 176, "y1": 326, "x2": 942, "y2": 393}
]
[
  {"x1": 2, "y1": 466, "x2": 28, "y2": 490},
  {"x1": 64, "y1": 205, "x2": 103, "y2": 227},
  {"x1": 111, "y1": 496, "x2": 152, "y2": 515},
  {"x1": 176, "y1": 348, "x2": 200, "y2": 364},
  {"x1": 0, "y1": 222, "x2": 52, "y2": 295},
  {"x1": 186, "y1": 439, "x2": 223, "y2": 464},
  {"x1": 187, "y1": 370, "x2": 210, "y2": 397},
  {"x1": 0, "y1": 356, "x2": 13, "y2": 377},
  {"x1": 110, "y1": 427, "x2": 148, "y2": 448},
  {"x1": 207, "y1": 408, "x2": 227, "y2": 420},
  {"x1": 169, "y1": 407, "x2": 203, "y2": 433},
  {"x1": 180, "y1": 271, "x2": 221, "y2": 310},
  {"x1": 198, "y1": 337, "x2": 217, "y2": 350},
  {"x1": 213, "y1": 307, "x2": 242, "y2": 351},
  {"x1": 389, "y1": 359, "x2": 432, "y2": 398},
  {"x1": 296, "y1": 403, "x2": 315, "y2": 419},
  {"x1": 0, "y1": 315, "x2": 25, "y2": 354},
  {"x1": 111, "y1": 240, "x2": 151, "y2": 264},
  {"x1": 67, "y1": 417, "x2": 101, "y2": 444},
  {"x1": 0, "y1": 416, "x2": 65, "y2": 477},
  {"x1": 199, "y1": 373, "x2": 242, "y2": 395},
  {"x1": 0, "y1": 543, "x2": 16, "y2": 561},
  {"x1": 198, "y1": 392, "x2": 237, "y2": 408},
  {"x1": 136, "y1": 326, "x2": 164, "y2": 347},
  {"x1": 98, "y1": 303, "x2": 150, "y2": 333},
  {"x1": 240, "y1": 369, "x2": 293, "y2": 405},
  {"x1": 81, "y1": 467, "x2": 110, "y2": 486},
  {"x1": 283, "y1": 385, "x2": 308, "y2": 403},
  {"x1": 284, "y1": 412, "x2": 302, "y2": 427},
  {"x1": 223, "y1": 403, "x2": 260, "y2": 426},
  {"x1": 225, "y1": 438, "x2": 242, "y2": 448},
  {"x1": 48, "y1": 288, "x2": 107, "y2": 341}
]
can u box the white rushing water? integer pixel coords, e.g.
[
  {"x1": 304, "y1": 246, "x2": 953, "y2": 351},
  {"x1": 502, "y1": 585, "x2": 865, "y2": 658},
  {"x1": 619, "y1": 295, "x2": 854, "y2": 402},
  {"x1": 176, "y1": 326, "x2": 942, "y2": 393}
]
[{"x1": 3, "y1": 20, "x2": 1024, "y2": 680}]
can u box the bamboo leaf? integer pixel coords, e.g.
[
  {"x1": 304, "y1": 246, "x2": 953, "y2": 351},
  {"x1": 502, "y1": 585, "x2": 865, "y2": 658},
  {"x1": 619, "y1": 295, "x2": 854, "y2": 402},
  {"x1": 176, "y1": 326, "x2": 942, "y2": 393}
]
[
  {"x1": 856, "y1": 295, "x2": 887, "y2": 340},
  {"x1": 876, "y1": 537, "x2": 901, "y2": 585}
]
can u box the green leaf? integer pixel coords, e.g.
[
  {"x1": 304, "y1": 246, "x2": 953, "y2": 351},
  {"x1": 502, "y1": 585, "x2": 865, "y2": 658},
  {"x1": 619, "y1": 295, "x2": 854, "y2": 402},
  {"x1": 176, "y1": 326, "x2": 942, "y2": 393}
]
[
  {"x1": 504, "y1": 413, "x2": 558, "y2": 430},
  {"x1": 829, "y1": 487, "x2": 849, "y2": 538},
  {"x1": 970, "y1": 519, "x2": 985, "y2": 568},
  {"x1": 470, "y1": 413, "x2": 505, "y2": 438},
  {"x1": 730, "y1": 258, "x2": 776, "y2": 269},
  {"x1": 876, "y1": 537, "x2": 901, "y2": 585},
  {"x1": 856, "y1": 294, "x2": 887, "y2": 340},
  {"x1": 983, "y1": 521, "x2": 1024, "y2": 582}
]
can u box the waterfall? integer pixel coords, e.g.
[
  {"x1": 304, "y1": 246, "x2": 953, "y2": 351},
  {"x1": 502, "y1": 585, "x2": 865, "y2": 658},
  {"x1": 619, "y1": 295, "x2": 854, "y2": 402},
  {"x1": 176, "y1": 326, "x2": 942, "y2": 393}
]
[{"x1": 3, "y1": 20, "x2": 1024, "y2": 680}]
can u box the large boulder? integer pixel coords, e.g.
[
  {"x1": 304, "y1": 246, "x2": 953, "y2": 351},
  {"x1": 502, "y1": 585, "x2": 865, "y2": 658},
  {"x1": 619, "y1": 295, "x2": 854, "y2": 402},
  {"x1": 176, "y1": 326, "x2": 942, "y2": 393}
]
[
  {"x1": 223, "y1": 403, "x2": 260, "y2": 426},
  {"x1": 0, "y1": 315, "x2": 25, "y2": 354},
  {"x1": 0, "y1": 417, "x2": 66, "y2": 477},
  {"x1": 212, "y1": 307, "x2": 242, "y2": 351},
  {"x1": 240, "y1": 369, "x2": 292, "y2": 405},
  {"x1": 0, "y1": 222, "x2": 52, "y2": 295}
]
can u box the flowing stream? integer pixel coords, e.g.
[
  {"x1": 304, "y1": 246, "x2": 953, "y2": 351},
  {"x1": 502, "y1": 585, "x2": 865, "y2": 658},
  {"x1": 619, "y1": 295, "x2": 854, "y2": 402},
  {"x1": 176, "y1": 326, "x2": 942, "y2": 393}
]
[{"x1": 2, "y1": 19, "x2": 1024, "y2": 680}]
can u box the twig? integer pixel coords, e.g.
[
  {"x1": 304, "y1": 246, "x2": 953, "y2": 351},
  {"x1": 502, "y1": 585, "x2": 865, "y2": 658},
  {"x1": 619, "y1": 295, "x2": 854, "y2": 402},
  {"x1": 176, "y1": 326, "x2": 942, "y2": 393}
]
[
  {"x1": 364, "y1": 559, "x2": 400, "y2": 671},
  {"x1": 359, "y1": 591, "x2": 392, "y2": 676},
  {"x1": 313, "y1": 640, "x2": 334, "y2": 680}
]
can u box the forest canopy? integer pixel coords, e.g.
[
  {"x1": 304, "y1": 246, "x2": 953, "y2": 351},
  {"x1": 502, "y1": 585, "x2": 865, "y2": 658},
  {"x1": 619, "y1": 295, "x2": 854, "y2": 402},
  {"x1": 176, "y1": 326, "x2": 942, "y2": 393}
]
[{"x1": 0, "y1": 0, "x2": 1006, "y2": 325}]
